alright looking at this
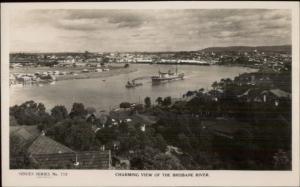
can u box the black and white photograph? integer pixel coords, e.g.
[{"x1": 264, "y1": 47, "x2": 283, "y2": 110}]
[{"x1": 1, "y1": 1, "x2": 300, "y2": 187}]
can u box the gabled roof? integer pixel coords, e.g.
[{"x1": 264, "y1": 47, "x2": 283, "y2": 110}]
[
  {"x1": 132, "y1": 113, "x2": 158, "y2": 125},
  {"x1": 28, "y1": 135, "x2": 75, "y2": 155},
  {"x1": 269, "y1": 89, "x2": 291, "y2": 98},
  {"x1": 10, "y1": 125, "x2": 40, "y2": 143},
  {"x1": 76, "y1": 151, "x2": 111, "y2": 169},
  {"x1": 30, "y1": 151, "x2": 111, "y2": 169}
]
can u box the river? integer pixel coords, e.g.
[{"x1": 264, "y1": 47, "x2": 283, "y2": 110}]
[{"x1": 10, "y1": 64, "x2": 257, "y2": 111}]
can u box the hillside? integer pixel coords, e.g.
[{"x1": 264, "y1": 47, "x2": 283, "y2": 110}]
[{"x1": 201, "y1": 45, "x2": 291, "y2": 53}]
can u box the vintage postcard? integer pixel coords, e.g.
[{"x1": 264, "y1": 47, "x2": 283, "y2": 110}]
[{"x1": 1, "y1": 1, "x2": 299, "y2": 187}]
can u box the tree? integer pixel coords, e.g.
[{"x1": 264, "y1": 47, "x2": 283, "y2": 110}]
[
  {"x1": 10, "y1": 115, "x2": 19, "y2": 126},
  {"x1": 177, "y1": 133, "x2": 192, "y2": 151},
  {"x1": 10, "y1": 134, "x2": 32, "y2": 169},
  {"x1": 84, "y1": 51, "x2": 90, "y2": 60},
  {"x1": 48, "y1": 118, "x2": 99, "y2": 151},
  {"x1": 199, "y1": 88, "x2": 205, "y2": 93},
  {"x1": 144, "y1": 97, "x2": 151, "y2": 108},
  {"x1": 69, "y1": 103, "x2": 87, "y2": 119},
  {"x1": 51, "y1": 105, "x2": 68, "y2": 122},
  {"x1": 120, "y1": 102, "x2": 131, "y2": 109},
  {"x1": 37, "y1": 103, "x2": 46, "y2": 115},
  {"x1": 96, "y1": 127, "x2": 116, "y2": 145},
  {"x1": 212, "y1": 81, "x2": 218, "y2": 90},
  {"x1": 152, "y1": 153, "x2": 185, "y2": 170},
  {"x1": 163, "y1": 97, "x2": 172, "y2": 106},
  {"x1": 10, "y1": 101, "x2": 52, "y2": 126},
  {"x1": 154, "y1": 134, "x2": 167, "y2": 152},
  {"x1": 130, "y1": 146, "x2": 184, "y2": 170},
  {"x1": 10, "y1": 134, "x2": 26, "y2": 158},
  {"x1": 156, "y1": 97, "x2": 163, "y2": 105},
  {"x1": 65, "y1": 122, "x2": 97, "y2": 151},
  {"x1": 99, "y1": 114, "x2": 108, "y2": 126},
  {"x1": 185, "y1": 91, "x2": 195, "y2": 97}
]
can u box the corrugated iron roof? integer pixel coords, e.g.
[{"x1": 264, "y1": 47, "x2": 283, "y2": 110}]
[
  {"x1": 28, "y1": 135, "x2": 75, "y2": 155},
  {"x1": 10, "y1": 125, "x2": 40, "y2": 143},
  {"x1": 269, "y1": 89, "x2": 291, "y2": 98},
  {"x1": 132, "y1": 113, "x2": 157, "y2": 125},
  {"x1": 31, "y1": 151, "x2": 110, "y2": 169}
]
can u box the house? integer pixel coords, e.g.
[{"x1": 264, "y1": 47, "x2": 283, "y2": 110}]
[
  {"x1": 260, "y1": 89, "x2": 291, "y2": 106},
  {"x1": 27, "y1": 134, "x2": 75, "y2": 155},
  {"x1": 29, "y1": 150, "x2": 111, "y2": 169},
  {"x1": 86, "y1": 111, "x2": 109, "y2": 131},
  {"x1": 131, "y1": 113, "x2": 158, "y2": 132},
  {"x1": 133, "y1": 113, "x2": 158, "y2": 125},
  {"x1": 10, "y1": 127, "x2": 112, "y2": 169},
  {"x1": 112, "y1": 140, "x2": 120, "y2": 150},
  {"x1": 10, "y1": 125, "x2": 41, "y2": 144},
  {"x1": 237, "y1": 88, "x2": 262, "y2": 102}
]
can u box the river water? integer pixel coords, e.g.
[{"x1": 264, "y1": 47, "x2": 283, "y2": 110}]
[{"x1": 10, "y1": 64, "x2": 256, "y2": 111}]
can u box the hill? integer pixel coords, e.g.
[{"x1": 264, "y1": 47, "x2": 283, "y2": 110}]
[{"x1": 201, "y1": 45, "x2": 291, "y2": 53}]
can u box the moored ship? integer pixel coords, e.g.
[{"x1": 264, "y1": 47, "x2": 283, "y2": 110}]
[{"x1": 151, "y1": 68, "x2": 184, "y2": 83}]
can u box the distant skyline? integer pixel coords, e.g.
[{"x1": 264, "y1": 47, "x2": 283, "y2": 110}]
[{"x1": 9, "y1": 9, "x2": 291, "y2": 53}]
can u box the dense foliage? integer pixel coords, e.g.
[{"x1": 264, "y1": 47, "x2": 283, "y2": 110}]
[{"x1": 10, "y1": 68, "x2": 291, "y2": 170}]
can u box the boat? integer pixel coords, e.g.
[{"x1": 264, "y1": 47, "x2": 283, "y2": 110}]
[
  {"x1": 151, "y1": 67, "x2": 184, "y2": 83},
  {"x1": 125, "y1": 80, "x2": 143, "y2": 88}
]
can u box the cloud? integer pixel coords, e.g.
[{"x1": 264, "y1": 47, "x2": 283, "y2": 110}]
[
  {"x1": 9, "y1": 9, "x2": 291, "y2": 52},
  {"x1": 54, "y1": 19, "x2": 100, "y2": 31},
  {"x1": 59, "y1": 10, "x2": 150, "y2": 29}
]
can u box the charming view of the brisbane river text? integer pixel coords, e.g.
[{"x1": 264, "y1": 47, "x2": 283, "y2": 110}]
[{"x1": 9, "y1": 9, "x2": 292, "y2": 170}]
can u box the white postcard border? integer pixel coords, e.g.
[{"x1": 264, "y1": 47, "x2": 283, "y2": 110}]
[{"x1": 1, "y1": 1, "x2": 299, "y2": 186}]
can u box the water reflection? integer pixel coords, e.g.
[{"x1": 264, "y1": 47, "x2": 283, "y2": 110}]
[{"x1": 10, "y1": 64, "x2": 257, "y2": 111}]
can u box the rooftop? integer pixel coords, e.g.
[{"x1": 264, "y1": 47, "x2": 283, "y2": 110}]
[
  {"x1": 27, "y1": 135, "x2": 75, "y2": 155},
  {"x1": 10, "y1": 125, "x2": 40, "y2": 143},
  {"x1": 30, "y1": 151, "x2": 111, "y2": 169},
  {"x1": 269, "y1": 89, "x2": 291, "y2": 98}
]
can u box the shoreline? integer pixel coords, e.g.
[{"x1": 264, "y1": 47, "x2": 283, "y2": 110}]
[
  {"x1": 55, "y1": 67, "x2": 137, "y2": 81},
  {"x1": 10, "y1": 67, "x2": 138, "y2": 84}
]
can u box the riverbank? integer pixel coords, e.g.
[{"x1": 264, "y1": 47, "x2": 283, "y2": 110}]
[
  {"x1": 55, "y1": 67, "x2": 137, "y2": 81},
  {"x1": 10, "y1": 65, "x2": 138, "y2": 83}
]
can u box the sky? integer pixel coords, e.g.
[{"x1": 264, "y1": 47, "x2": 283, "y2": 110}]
[{"x1": 9, "y1": 9, "x2": 291, "y2": 53}]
